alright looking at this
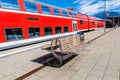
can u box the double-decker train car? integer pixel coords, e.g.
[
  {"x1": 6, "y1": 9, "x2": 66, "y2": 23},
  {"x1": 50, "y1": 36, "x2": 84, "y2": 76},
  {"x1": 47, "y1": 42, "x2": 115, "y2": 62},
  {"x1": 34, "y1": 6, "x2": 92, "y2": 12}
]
[
  {"x1": 95, "y1": 18, "x2": 105, "y2": 28},
  {"x1": 0, "y1": 0, "x2": 104, "y2": 50},
  {"x1": 97, "y1": 20, "x2": 104, "y2": 28}
]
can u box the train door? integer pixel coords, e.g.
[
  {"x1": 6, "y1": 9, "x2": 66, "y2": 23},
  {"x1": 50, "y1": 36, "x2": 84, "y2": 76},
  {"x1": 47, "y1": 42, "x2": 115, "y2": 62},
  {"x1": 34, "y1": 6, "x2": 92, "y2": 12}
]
[
  {"x1": 72, "y1": 21, "x2": 77, "y2": 31},
  {"x1": 95, "y1": 22, "x2": 97, "y2": 28}
]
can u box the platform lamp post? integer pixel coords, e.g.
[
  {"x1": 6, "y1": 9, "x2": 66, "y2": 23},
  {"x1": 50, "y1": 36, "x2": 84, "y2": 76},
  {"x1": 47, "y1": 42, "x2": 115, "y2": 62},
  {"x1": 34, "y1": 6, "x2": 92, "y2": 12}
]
[{"x1": 104, "y1": 0, "x2": 107, "y2": 32}]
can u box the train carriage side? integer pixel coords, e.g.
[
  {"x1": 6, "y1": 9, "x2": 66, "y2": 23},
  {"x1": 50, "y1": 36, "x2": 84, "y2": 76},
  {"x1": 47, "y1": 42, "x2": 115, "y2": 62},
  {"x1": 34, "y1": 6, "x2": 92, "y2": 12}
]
[
  {"x1": 101, "y1": 21, "x2": 105, "y2": 28},
  {"x1": 95, "y1": 18, "x2": 105, "y2": 28},
  {"x1": 0, "y1": 0, "x2": 86, "y2": 50},
  {"x1": 88, "y1": 16, "x2": 96, "y2": 30},
  {"x1": 97, "y1": 20, "x2": 105, "y2": 28},
  {"x1": 96, "y1": 20, "x2": 101, "y2": 28},
  {"x1": 0, "y1": 0, "x2": 77, "y2": 43},
  {"x1": 76, "y1": 13, "x2": 89, "y2": 31}
]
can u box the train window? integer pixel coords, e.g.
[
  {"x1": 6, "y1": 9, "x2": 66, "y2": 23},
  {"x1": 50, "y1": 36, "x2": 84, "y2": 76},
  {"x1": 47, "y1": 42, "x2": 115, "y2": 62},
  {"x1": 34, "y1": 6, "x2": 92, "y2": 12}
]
[
  {"x1": 24, "y1": 1, "x2": 38, "y2": 12},
  {"x1": 64, "y1": 26, "x2": 68, "y2": 33},
  {"x1": 29, "y1": 28, "x2": 40, "y2": 38},
  {"x1": 55, "y1": 27, "x2": 61, "y2": 34},
  {"x1": 41, "y1": 5, "x2": 50, "y2": 14},
  {"x1": 44, "y1": 27, "x2": 52, "y2": 36},
  {"x1": 62, "y1": 10, "x2": 68, "y2": 17},
  {"x1": 73, "y1": 13, "x2": 76, "y2": 18},
  {"x1": 69, "y1": 12, "x2": 73, "y2": 17},
  {"x1": 80, "y1": 20, "x2": 83, "y2": 25},
  {"x1": 53, "y1": 8, "x2": 60, "y2": 16},
  {"x1": 0, "y1": 0, "x2": 20, "y2": 10},
  {"x1": 5, "y1": 28, "x2": 23, "y2": 41}
]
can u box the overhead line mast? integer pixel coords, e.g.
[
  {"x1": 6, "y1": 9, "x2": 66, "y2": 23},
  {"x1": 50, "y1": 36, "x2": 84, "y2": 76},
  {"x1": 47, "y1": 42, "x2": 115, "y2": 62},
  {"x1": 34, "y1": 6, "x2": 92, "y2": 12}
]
[{"x1": 104, "y1": 0, "x2": 107, "y2": 32}]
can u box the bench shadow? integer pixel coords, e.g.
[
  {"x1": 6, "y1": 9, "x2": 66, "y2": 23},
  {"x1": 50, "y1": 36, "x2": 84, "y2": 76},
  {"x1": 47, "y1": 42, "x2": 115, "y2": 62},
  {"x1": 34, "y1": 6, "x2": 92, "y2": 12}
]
[{"x1": 31, "y1": 53, "x2": 78, "y2": 68}]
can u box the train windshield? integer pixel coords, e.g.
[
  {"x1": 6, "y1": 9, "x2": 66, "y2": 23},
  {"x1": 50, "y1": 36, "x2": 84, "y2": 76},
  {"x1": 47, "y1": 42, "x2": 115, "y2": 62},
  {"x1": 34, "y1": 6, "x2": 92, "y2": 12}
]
[
  {"x1": 24, "y1": 1, "x2": 38, "y2": 12},
  {"x1": 0, "y1": 0, "x2": 20, "y2": 10}
]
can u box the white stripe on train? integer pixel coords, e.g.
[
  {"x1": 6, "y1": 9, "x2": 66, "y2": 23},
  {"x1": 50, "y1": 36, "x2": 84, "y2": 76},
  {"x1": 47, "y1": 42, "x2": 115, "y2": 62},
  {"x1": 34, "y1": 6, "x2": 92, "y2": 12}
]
[
  {"x1": 0, "y1": 8, "x2": 96, "y2": 21},
  {"x1": 0, "y1": 29, "x2": 88, "y2": 50}
]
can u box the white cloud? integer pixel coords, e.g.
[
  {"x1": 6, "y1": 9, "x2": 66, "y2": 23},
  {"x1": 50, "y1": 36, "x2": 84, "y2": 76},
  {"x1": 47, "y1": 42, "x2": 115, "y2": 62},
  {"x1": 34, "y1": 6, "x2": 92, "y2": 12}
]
[
  {"x1": 73, "y1": 0, "x2": 120, "y2": 15},
  {"x1": 106, "y1": 0, "x2": 120, "y2": 10}
]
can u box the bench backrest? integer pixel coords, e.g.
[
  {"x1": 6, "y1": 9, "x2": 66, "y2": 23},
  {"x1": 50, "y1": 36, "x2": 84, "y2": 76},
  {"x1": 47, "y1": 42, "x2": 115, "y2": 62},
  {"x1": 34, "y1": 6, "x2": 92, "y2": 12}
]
[
  {"x1": 59, "y1": 37, "x2": 73, "y2": 51},
  {"x1": 59, "y1": 35, "x2": 81, "y2": 52},
  {"x1": 50, "y1": 34, "x2": 83, "y2": 52}
]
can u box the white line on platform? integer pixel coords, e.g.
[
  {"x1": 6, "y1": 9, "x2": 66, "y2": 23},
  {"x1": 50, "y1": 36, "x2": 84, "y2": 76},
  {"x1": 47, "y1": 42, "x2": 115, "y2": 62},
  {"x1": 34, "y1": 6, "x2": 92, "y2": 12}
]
[{"x1": 0, "y1": 44, "x2": 44, "y2": 59}]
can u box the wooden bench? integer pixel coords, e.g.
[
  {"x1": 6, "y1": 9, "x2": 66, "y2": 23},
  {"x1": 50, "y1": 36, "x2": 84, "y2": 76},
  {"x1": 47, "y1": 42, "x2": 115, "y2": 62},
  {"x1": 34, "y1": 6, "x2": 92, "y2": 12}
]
[{"x1": 41, "y1": 34, "x2": 84, "y2": 64}]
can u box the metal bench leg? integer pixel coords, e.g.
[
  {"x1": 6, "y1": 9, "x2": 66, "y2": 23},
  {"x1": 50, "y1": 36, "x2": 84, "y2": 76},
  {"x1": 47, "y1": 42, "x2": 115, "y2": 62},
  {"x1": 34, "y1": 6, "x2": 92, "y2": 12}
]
[
  {"x1": 51, "y1": 51, "x2": 59, "y2": 59},
  {"x1": 51, "y1": 51, "x2": 63, "y2": 64},
  {"x1": 59, "y1": 55, "x2": 63, "y2": 64}
]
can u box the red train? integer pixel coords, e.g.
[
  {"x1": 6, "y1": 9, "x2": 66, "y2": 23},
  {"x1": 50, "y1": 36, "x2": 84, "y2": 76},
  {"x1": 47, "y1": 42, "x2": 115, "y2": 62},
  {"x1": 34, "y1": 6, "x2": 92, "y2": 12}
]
[{"x1": 0, "y1": 0, "x2": 104, "y2": 50}]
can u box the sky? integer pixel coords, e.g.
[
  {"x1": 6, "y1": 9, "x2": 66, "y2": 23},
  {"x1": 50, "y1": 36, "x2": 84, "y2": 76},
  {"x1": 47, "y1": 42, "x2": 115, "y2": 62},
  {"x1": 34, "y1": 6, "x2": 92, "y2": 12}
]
[{"x1": 36, "y1": 0, "x2": 120, "y2": 16}]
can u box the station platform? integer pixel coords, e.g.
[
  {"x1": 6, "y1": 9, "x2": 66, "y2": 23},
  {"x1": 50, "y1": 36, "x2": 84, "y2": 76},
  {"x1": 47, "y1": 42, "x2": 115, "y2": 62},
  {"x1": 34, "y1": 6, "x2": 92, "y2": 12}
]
[{"x1": 0, "y1": 28, "x2": 119, "y2": 80}]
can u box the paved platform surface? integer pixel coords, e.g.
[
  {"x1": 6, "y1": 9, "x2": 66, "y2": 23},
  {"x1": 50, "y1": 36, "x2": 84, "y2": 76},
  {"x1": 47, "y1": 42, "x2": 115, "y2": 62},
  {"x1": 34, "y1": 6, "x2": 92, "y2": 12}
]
[
  {"x1": 0, "y1": 28, "x2": 119, "y2": 80},
  {"x1": 84, "y1": 28, "x2": 111, "y2": 42}
]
